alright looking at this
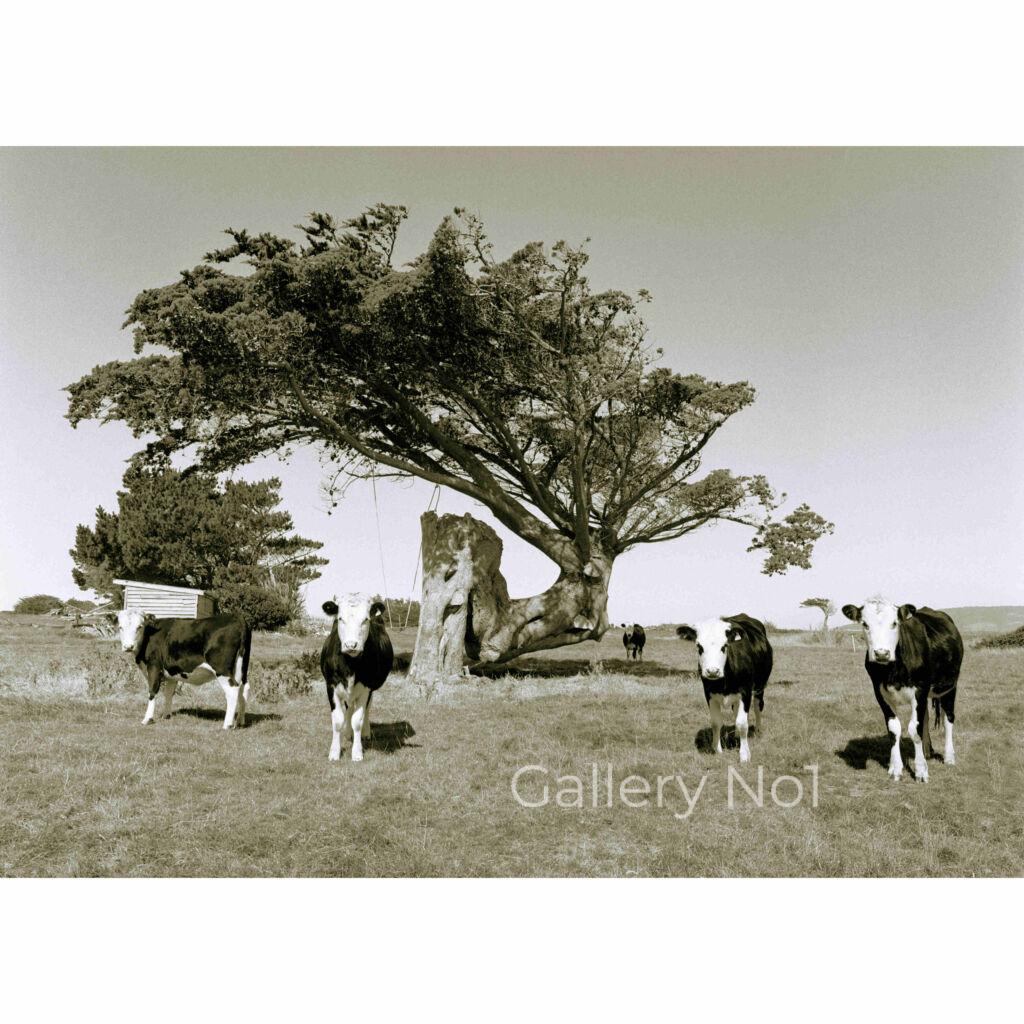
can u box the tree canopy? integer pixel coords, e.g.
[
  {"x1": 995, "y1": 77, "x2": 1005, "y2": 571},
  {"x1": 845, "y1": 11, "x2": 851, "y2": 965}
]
[
  {"x1": 67, "y1": 205, "x2": 832, "y2": 588},
  {"x1": 71, "y1": 468, "x2": 327, "y2": 628}
]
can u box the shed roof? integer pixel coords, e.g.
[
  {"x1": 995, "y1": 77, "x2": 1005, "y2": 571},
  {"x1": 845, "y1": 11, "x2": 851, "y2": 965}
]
[{"x1": 113, "y1": 579, "x2": 207, "y2": 595}]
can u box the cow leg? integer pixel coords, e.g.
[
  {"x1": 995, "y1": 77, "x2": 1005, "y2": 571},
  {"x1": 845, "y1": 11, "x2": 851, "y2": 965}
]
[
  {"x1": 885, "y1": 709, "x2": 903, "y2": 782},
  {"x1": 234, "y1": 652, "x2": 248, "y2": 728},
  {"x1": 161, "y1": 675, "x2": 177, "y2": 719},
  {"x1": 349, "y1": 683, "x2": 370, "y2": 762},
  {"x1": 908, "y1": 689, "x2": 929, "y2": 783},
  {"x1": 874, "y1": 685, "x2": 903, "y2": 781},
  {"x1": 736, "y1": 693, "x2": 751, "y2": 763},
  {"x1": 329, "y1": 686, "x2": 347, "y2": 761},
  {"x1": 142, "y1": 665, "x2": 162, "y2": 725},
  {"x1": 752, "y1": 689, "x2": 764, "y2": 734},
  {"x1": 219, "y1": 676, "x2": 241, "y2": 730},
  {"x1": 939, "y1": 690, "x2": 956, "y2": 764},
  {"x1": 708, "y1": 694, "x2": 724, "y2": 754},
  {"x1": 363, "y1": 692, "x2": 372, "y2": 740}
]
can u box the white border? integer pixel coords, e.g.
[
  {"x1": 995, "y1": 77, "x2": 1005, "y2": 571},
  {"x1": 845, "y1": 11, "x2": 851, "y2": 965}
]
[
  {"x1": 2, "y1": 2, "x2": 1023, "y2": 144},
  {"x1": 1, "y1": 880, "x2": 1020, "y2": 1018},
  {"x1": 2, "y1": 1, "x2": 1020, "y2": 1016}
]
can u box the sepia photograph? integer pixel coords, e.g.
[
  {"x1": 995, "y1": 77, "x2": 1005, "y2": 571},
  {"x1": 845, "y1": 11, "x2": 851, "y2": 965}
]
[
  {"x1": 2, "y1": 145, "x2": 1021, "y2": 879},
  {"x1": 3, "y1": 5, "x2": 1023, "y2": 1019}
]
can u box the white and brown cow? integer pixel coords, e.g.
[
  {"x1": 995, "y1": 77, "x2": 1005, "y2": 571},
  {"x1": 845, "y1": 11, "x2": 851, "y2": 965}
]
[
  {"x1": 676, "y1": 614, "x2": 773, "y2": 763},
  {"x1": 621, "y1": 623, "x2": 646, "y2": 661},
  {"x1": 118, "y1": 610, "x2": 252, "y2": 728},
  {"x1": 842, "y1": 598, "x2": 962, "y2": 782},
  {"x1": 320, "y1": 594, "x2": 394, "y2": 762}
]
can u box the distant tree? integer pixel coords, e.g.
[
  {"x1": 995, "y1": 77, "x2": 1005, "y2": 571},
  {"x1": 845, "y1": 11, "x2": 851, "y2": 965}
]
[
  {"x1": 70, "y1": 468, "x2": 327, "y2": 627},
  {"x1": 13, "y1": 594, "x2": 63, "y2": 615},
  {"x1": 800, "y1": 597, "x2": 836, "y2": 634}
]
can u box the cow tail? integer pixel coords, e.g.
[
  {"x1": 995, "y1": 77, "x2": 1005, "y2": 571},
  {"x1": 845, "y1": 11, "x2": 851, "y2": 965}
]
[{"x1": 240, "y1": 622, "x2": 252, "y2": 687}]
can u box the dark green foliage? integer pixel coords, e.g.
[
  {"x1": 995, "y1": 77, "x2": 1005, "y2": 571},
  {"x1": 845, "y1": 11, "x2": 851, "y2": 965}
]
[
  {"x1": 66, "y1": 204, "x2": 832, "y2": 578},
  {"x1": 61, "y1": 599, "x2": 97, "y2": 613},
  {"x1": 70, "y1": 468, "x2": 327, "y2": 627},
  {"x1": 976, "y1": 625, "x2": 1024, "y2": 649},
  {"x1": 12, "y1": 595, "x2": 63, "y2": 615},
  {"x1": 214, "y1": 574, "x2": 292, "y2": 631}
]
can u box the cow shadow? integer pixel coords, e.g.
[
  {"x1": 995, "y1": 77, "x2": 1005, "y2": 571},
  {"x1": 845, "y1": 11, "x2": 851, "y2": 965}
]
[
  {"x1": 474, "y1": 657, "x2": 690, "y2": 680},
  {"x1": 172, "y1": 707, "x2": 282, "y2": 727},
  {"x1": 366, "y1": 720, "x2": 418, "y2": 754},
  {"x1": 836, "y1": 734, "x2": 943, "y2": 770},
  {"x1": 836, "y1": 735, "x2": 889, "y2": 770},
  {"x1": 693, "y1": 724, "x2": 762, "y2": 752}
]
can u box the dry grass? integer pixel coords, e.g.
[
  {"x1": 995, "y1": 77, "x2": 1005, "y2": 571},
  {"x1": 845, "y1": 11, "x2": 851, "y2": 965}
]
[{"x1": 1, "y1": 614, "x2": 1021, "y2": 877}]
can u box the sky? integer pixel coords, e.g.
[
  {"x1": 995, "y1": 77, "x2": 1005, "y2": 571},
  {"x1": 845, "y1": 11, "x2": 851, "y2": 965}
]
[{"x1": 1, "y1": 147, "x2": 1022, "y2": 628}]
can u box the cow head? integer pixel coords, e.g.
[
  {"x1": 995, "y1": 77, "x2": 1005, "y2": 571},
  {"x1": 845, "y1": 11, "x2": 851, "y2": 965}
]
[
  {"x1": 117, "y1": 609, "x2": 154, "y2": 653},
  {"x1": 676, "y1": 618, "x2": 744, "y2": 679},
  {"x1": 842, "y1": 599, "x2": 916, "y2": 663},
  {"x1": 323, "y1": 594, "x2": 386, "y2": 656}
]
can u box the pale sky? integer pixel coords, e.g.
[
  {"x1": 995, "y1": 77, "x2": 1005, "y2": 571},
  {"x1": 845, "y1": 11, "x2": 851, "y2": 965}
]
[{"x1": 2, "y1": 148, "x2": 1022, "y2": 627}]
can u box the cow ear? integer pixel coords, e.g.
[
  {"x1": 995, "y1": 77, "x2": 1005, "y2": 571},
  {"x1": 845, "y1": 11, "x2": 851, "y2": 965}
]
[
  {"x1": 322, "y1": 601, "x2": 338, "y2": 617},
  {"x1": 369, "y1": 601, "x2": 386, "y2": 620},
  {"x1": 842, "y1": 604, "x2": 862, "y2": 622},
  {"x1": 676, "y1": 625, "x2": 697, "y2": 642},
  {"x1": 726, "y1": 626, "x2": 744, "y2": 643},
  {"x1": 143, "y1": 613, "x2": 156, "y2": 625},
  {"x1": 898, "y1": 604, "x2": 917, "y2": 621}
]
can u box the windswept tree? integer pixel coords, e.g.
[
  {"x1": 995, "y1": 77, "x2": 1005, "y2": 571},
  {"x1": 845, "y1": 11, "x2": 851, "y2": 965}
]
[
  {"x1": 67, "y1": 205, "x2": 833, "y2": 684},
  {"x1": 71, "y1": 468, "x2": 327, "y2": 628},
  {"x1": 800, "y1": 597, "x2": 837, "y2": 634}
]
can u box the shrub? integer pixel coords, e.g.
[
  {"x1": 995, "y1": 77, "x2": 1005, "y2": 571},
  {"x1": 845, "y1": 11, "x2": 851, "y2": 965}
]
[
  {"x1": 248, "y1": 653, "x2": 319, "y2": 702},
  {"x1": 279, "y1": 613, "x2": 326, "y2": 638},
  {"x1": 216, "y1": 584, "x2": 292, "y2": 631},
  {"x1": 81, "y1": 645, "x2": 140, "y2": 696},
  {"x1": 0, "y1": 642, "x2": 138, "y2": 698},
  {"x1": 63, "y1": 598, "x2": 97, "y2": 613},
  {"x1": 13, "y1": 594, "x2": 64, "y2": 615},
  {"x1": 976, "y1": 625, "x2": 1024, "y2": 649}
]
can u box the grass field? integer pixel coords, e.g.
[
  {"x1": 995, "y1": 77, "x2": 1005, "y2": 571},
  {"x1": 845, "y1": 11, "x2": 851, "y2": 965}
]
[{"x1": 1, "y1": 613, "x2": 1021, "y2": 876}]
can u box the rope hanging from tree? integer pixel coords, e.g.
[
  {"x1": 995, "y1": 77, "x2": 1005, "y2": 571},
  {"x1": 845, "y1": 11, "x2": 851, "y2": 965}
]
[
  {"x1": 404, "y1": 485, "x2": 441, "y2": 628},
  {"x1": 370, "y1": 469, "x2": 394, "y2": 628}
]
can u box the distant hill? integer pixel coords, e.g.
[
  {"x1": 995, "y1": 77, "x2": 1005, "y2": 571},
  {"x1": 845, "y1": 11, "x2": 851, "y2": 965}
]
[
  {"x1": 835, "y1": 607, "x2": 1024, "y2": 634},
  {"x1": 940, "y1": 607, "x2": 1024, "y2": 634}
]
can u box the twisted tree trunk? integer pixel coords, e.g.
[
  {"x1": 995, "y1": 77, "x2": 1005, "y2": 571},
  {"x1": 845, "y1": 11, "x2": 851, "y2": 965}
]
[{"x1": 407, "y1": 512, "x2": 612, "y2": 691}]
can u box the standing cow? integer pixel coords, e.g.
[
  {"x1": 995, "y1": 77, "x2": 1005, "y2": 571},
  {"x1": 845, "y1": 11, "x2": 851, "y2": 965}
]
[
  {"x1": 622, "y1": 623, "x2": 646, "y2": 661},
  {"x1": 842, "y1": 599, "x2": 962, "y2": 782},
  {"x1": 117, "y1": 610, "x2": 252, "y2": 729},
  {"x1": 321, "y1": 594, "x2": 394, "y2": 762},
  {"x1": 675, "y1": 614, "x2": 772, "y2": 763}
]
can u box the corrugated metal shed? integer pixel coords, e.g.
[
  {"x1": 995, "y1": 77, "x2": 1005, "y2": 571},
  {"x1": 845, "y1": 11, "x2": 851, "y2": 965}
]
[{"x1": 113, "y1": 579, "x2": 214, "y2": 619}]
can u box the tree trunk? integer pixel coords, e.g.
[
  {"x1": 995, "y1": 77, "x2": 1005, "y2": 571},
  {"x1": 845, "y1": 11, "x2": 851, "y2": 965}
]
[{"x1": 407, "y1": 512, "x2": 612, "y2": 692}]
